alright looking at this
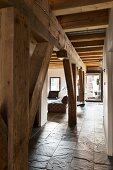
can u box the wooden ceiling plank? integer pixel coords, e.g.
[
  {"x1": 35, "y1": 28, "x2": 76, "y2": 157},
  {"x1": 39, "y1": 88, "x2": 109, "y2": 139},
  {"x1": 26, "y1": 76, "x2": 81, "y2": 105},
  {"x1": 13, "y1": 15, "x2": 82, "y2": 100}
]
[
  {"x1": 57, "y1": 9, "x2": 109, "y2": 33},
  {"x1": 79, "y1": 52, "x2": 103, "y2": 56},
  {"x1": 75, "y1": 47, "x2": 103, "y2": 52},
  {"x1": 72, "y1": 40, "x2": 104, "y2": 48},
  {"x1": 49, "y1": 0, "x2": 113, "y2": 16},
  {"x1": 68, "y1": 33, "x2": 105, "y2": 42},
  {"x1": 81, "y1": 57, "x2": 103, "y2": 60}
]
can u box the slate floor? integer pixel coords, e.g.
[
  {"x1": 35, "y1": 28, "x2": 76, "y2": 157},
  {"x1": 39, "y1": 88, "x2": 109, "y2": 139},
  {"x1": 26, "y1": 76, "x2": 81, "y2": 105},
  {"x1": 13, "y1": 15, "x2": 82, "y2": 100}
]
[{"x1": 29, "y1": 102, "x2": 113, "y2": 170}]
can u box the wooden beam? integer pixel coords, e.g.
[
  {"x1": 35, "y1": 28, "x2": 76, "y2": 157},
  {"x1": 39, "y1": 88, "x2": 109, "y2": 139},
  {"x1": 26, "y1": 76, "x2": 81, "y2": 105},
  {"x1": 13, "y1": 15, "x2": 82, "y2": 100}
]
[
  {"x1": 0, "y1": 8, "x2": 29, "y2": 170},
  {"x1": 72, "y1": 40, "x2": 104, "y2": 48},
  {"x1": 86, "y1": 63, "x2": 100, "y2": 65},
  {"x1": 76, "y1": 47, "x2": 103, "y2": 53},
  {"x1": 0, "y1": 115, "x2": 7, "y2": 170},
  {"x1": 81, "y1": 57, "x2": 103, "y2": 60},
  {"x1": 79, "y1": 68, "x2": 85, "y2": 102},
  {"x1": 72, "y1": 64, "x2": 77, "y2": 118},
  {"x1": 68, "y1": 33, "x2": 105, "y2": 42},
  {"x1": 57, "y1": 50, "x2": 68, "y2": 58},
  {"x1": 82, "y1": 71, "x2": 85, "y2": 102},
  {"x1": 80, "y1": 56, "x2": 103, "y2": 58},
  {"x1": 57, "y1": 9, "x2": 109, "y2": 33},
  {"x1": 63, "y1": 59, "x2": 77, "y2": 126},
  {"x1": 49, "y1": 63, "x2": 63, "y2": 68},
  {"x1": 49, "y1": 0, "x2": 113, "y2": 16},
  {"x1": 81, "y1": 59, "x2": 102, "y2": 61},
  {"x1": 83, "y1": 60, "x2": 101, "y2": 62},
  {"x1": 0, "y1": 0, "x2": 86, "y2": 70},
  {"x1": 29, "y1": 43, "x2": 53, "y2": 135},
  {"x1": 79, "y1": 52, "x2": 103, "y2": 56},
  {"x1": 50, "y1": 60, "x2": 62, "y2": 63},
  {"x1": 30, "y1": 43, "x2": 53, "y2": 100}
]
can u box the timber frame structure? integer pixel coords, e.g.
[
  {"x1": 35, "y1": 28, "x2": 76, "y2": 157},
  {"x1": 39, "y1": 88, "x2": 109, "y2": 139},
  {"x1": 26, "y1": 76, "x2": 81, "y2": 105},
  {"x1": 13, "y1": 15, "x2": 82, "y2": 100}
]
[
  {"x1": 0, "y1": 0, "x2": 113, "y2": 169},
  {"x1": 0, "y1": 0, "x2": 85, "y2": 169}
]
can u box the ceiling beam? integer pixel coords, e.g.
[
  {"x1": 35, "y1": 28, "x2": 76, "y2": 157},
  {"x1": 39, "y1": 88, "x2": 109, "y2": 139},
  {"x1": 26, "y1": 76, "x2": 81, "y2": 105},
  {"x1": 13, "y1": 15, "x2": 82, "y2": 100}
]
[
  {"x1": 82, "y1": 58, "x2": 102, "y2": 61},
  {"x1": 49, "y1": 63, "x2": 63, "y2": 68},
  {"x1": 84, "y1": 63, "x2": 100, "y2": 66},
  {"x1": 57, "y1": 9, "x2": 109, "y2": 32},
  {"x1": 79, "y1": 52, "x2": 103, "y2": 56},
  {"x1": 49, "y1": 0, "x2": 113, "y2": 16},
  {"x1": 68, "y1": 32, "x2": 105, "y2": 42},
  {"x1": 76, "y1": 47, "x2": 103, "y2": 53},
  {"x1": 50, "y1": 60, "x2": 62, "y2": 62},
  {"x1": 0, "y1": 0, "x2": 86, "y2": 70},
  {"x1": 73, "y1": 40, "x2": 104, "y2": 48},
  {"x1": 81, "y1": 56, "x2": 103, "y2": 59}
]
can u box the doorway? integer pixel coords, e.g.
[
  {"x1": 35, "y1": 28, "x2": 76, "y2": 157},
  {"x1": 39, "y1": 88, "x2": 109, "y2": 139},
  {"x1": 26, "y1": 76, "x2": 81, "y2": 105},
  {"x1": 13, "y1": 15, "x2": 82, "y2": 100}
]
[{"x1": 85, "y1": 73, "x2": 103, "y2": 102}]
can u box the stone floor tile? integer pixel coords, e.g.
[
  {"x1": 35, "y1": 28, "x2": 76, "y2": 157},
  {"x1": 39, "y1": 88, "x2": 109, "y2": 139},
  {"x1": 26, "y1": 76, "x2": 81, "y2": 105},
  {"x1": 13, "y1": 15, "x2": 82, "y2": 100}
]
[
  {"x1": 94, "y1": 164, "x2": 113, "y2": 170},
  {"x1": 70, "y1": 157, "x2": 94, "y2": 170},
  {"x1": 94, "y1": 152, "x2": 113, "y2": 166},
  {"x1": 73, "y1": 150, "x2": 94, "y2": 162},
  {"x1": 29, "y1": 103, "x2": 113, "y2": 170},
  {"x1": 58, "y1": 140, "x2": 77, "y2": 150},
  {"x1": 94, "y1": 143, "x2": 107, "y2": 153}
]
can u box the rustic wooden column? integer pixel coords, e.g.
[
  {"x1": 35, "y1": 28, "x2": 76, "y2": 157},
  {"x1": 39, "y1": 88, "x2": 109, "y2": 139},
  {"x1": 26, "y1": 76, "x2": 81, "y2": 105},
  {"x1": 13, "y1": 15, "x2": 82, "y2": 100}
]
[
  {"x1": 29, "y1": 43, "x2": 53, "y2": 135},
  {"x1": 82, "y1": 71, "x2": 85, "y2": 102},
  {"x1": 72, "y1": 63, "x2": 77, "y2": 114},
  {"x1": 63, "y1": 59, "x2": 77, "y2": 126},
  {"x1": 0, "y1": 7, "x2": 30, "y2": 170},
  {"x1": 0, "y1": 115, "x2": 7, "y2": 170},
  {"x1": 79, "y1": 68, "x2": 85, "y2": 102}
]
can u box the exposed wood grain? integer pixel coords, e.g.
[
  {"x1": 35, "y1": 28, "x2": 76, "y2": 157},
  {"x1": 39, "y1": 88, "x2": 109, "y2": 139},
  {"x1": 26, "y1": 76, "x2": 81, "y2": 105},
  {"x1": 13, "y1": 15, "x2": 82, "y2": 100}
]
[
  {"x1": 72, "y1": 64, "x2": 77, "y2": 119},
  {"x1": 57, "y1": 50, "x2": 68, "y2": 58},
  {"x1": 76, "y1": 47, "x2": 103, "y2": 53},
  {"x1": 30, "y1": 43, "x2": 52, "y2": 100},
  {"x1": 0, "y1": 115, "x2": 7, "y2": 170},
  {"x1": 68, "y1": 33, "x2": 105, "y2": 42},
  {"x1": 63, "y1": 59, "x2": 77, "y2": 126},
  {"x1": 0, "y1": 7, "x2": 30, "y2": 170},
  {"x1": 49, "y1": 0, "x2": 113, "y2": 16},
  {"x1": 79, "y1": 52, "x2": 103, "y2": 56},
  {"x1": 81, "y1": 58, "x2": 102, "y2": 61},
  {"x1": 72, "y1": 40, "x2": 104, "y2": 48},
  {"x1": 79, "y1": 68, "x2": 84, "y2": 102},
  {"x1": 49, "y1": 63, "x2": 63, "y2": 68},
  {"x1": 57, "y1": 9, "x2": 109, "y2": 33},
  {"x1": 29, "y1": 43, "x2": 53, "y2": 135},
  {"x1": 0, "y1": 0, "x2": 86, "y2": 70}
]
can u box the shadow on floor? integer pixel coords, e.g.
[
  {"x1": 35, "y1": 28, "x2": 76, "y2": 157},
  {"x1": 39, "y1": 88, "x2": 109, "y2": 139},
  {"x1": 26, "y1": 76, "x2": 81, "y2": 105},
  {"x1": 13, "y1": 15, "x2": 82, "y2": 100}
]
[{"x1": 29, "y1": 103, "x2": 113, "y2": 170}]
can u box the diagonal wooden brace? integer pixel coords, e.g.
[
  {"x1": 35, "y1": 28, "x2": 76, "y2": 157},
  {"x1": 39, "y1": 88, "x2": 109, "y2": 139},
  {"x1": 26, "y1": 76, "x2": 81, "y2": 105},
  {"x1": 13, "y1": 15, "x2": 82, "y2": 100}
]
[{"x1": 29, "y1": 42, "x2": 53, "y2": 136}]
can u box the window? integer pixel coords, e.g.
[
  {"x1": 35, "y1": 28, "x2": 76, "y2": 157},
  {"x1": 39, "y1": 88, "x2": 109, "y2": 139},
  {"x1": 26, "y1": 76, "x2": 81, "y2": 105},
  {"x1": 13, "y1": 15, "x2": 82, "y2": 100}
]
[{"x1": 50, "y1": 77, "x2": 60, "y2": 91}]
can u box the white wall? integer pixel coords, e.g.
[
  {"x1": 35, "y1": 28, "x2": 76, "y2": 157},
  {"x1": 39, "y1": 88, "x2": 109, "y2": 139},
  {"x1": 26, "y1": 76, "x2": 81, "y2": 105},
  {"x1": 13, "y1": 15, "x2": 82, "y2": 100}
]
[
  {"x1": 48, "y1": 68, "x2": 67, "y2": 98},
  {"x1": 39, "y1": 68, "x2": 67, "y2": 126},
  {"x1": 103, "y1": 8, "x2": 113, "y2": 156}
]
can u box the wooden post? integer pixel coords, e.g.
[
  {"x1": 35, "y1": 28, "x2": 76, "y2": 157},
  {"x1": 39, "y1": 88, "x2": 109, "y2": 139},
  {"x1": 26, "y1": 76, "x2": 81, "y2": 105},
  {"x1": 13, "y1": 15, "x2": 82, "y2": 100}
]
[
  {"x1": 63, "y1": 59, "x2": 77, "y2": 126},
  {"x1": 82, "y1": 71, "x2": 85, "y2": 102},
  {"x1": 79, "y1": 68, "x2": 85, "y2": 102},
  {"x1": 72, "y1": 63, "x2": 77, "y2": 115},
  {"x1": 0, "y1": 7, "x2": 30, "y2": 170},
  {"x1": 0, "y1": 115, "x2": 7, "y2": 170},
  {"x1": 29, "y1": 43, "x2": 53, "y2": 135}
]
